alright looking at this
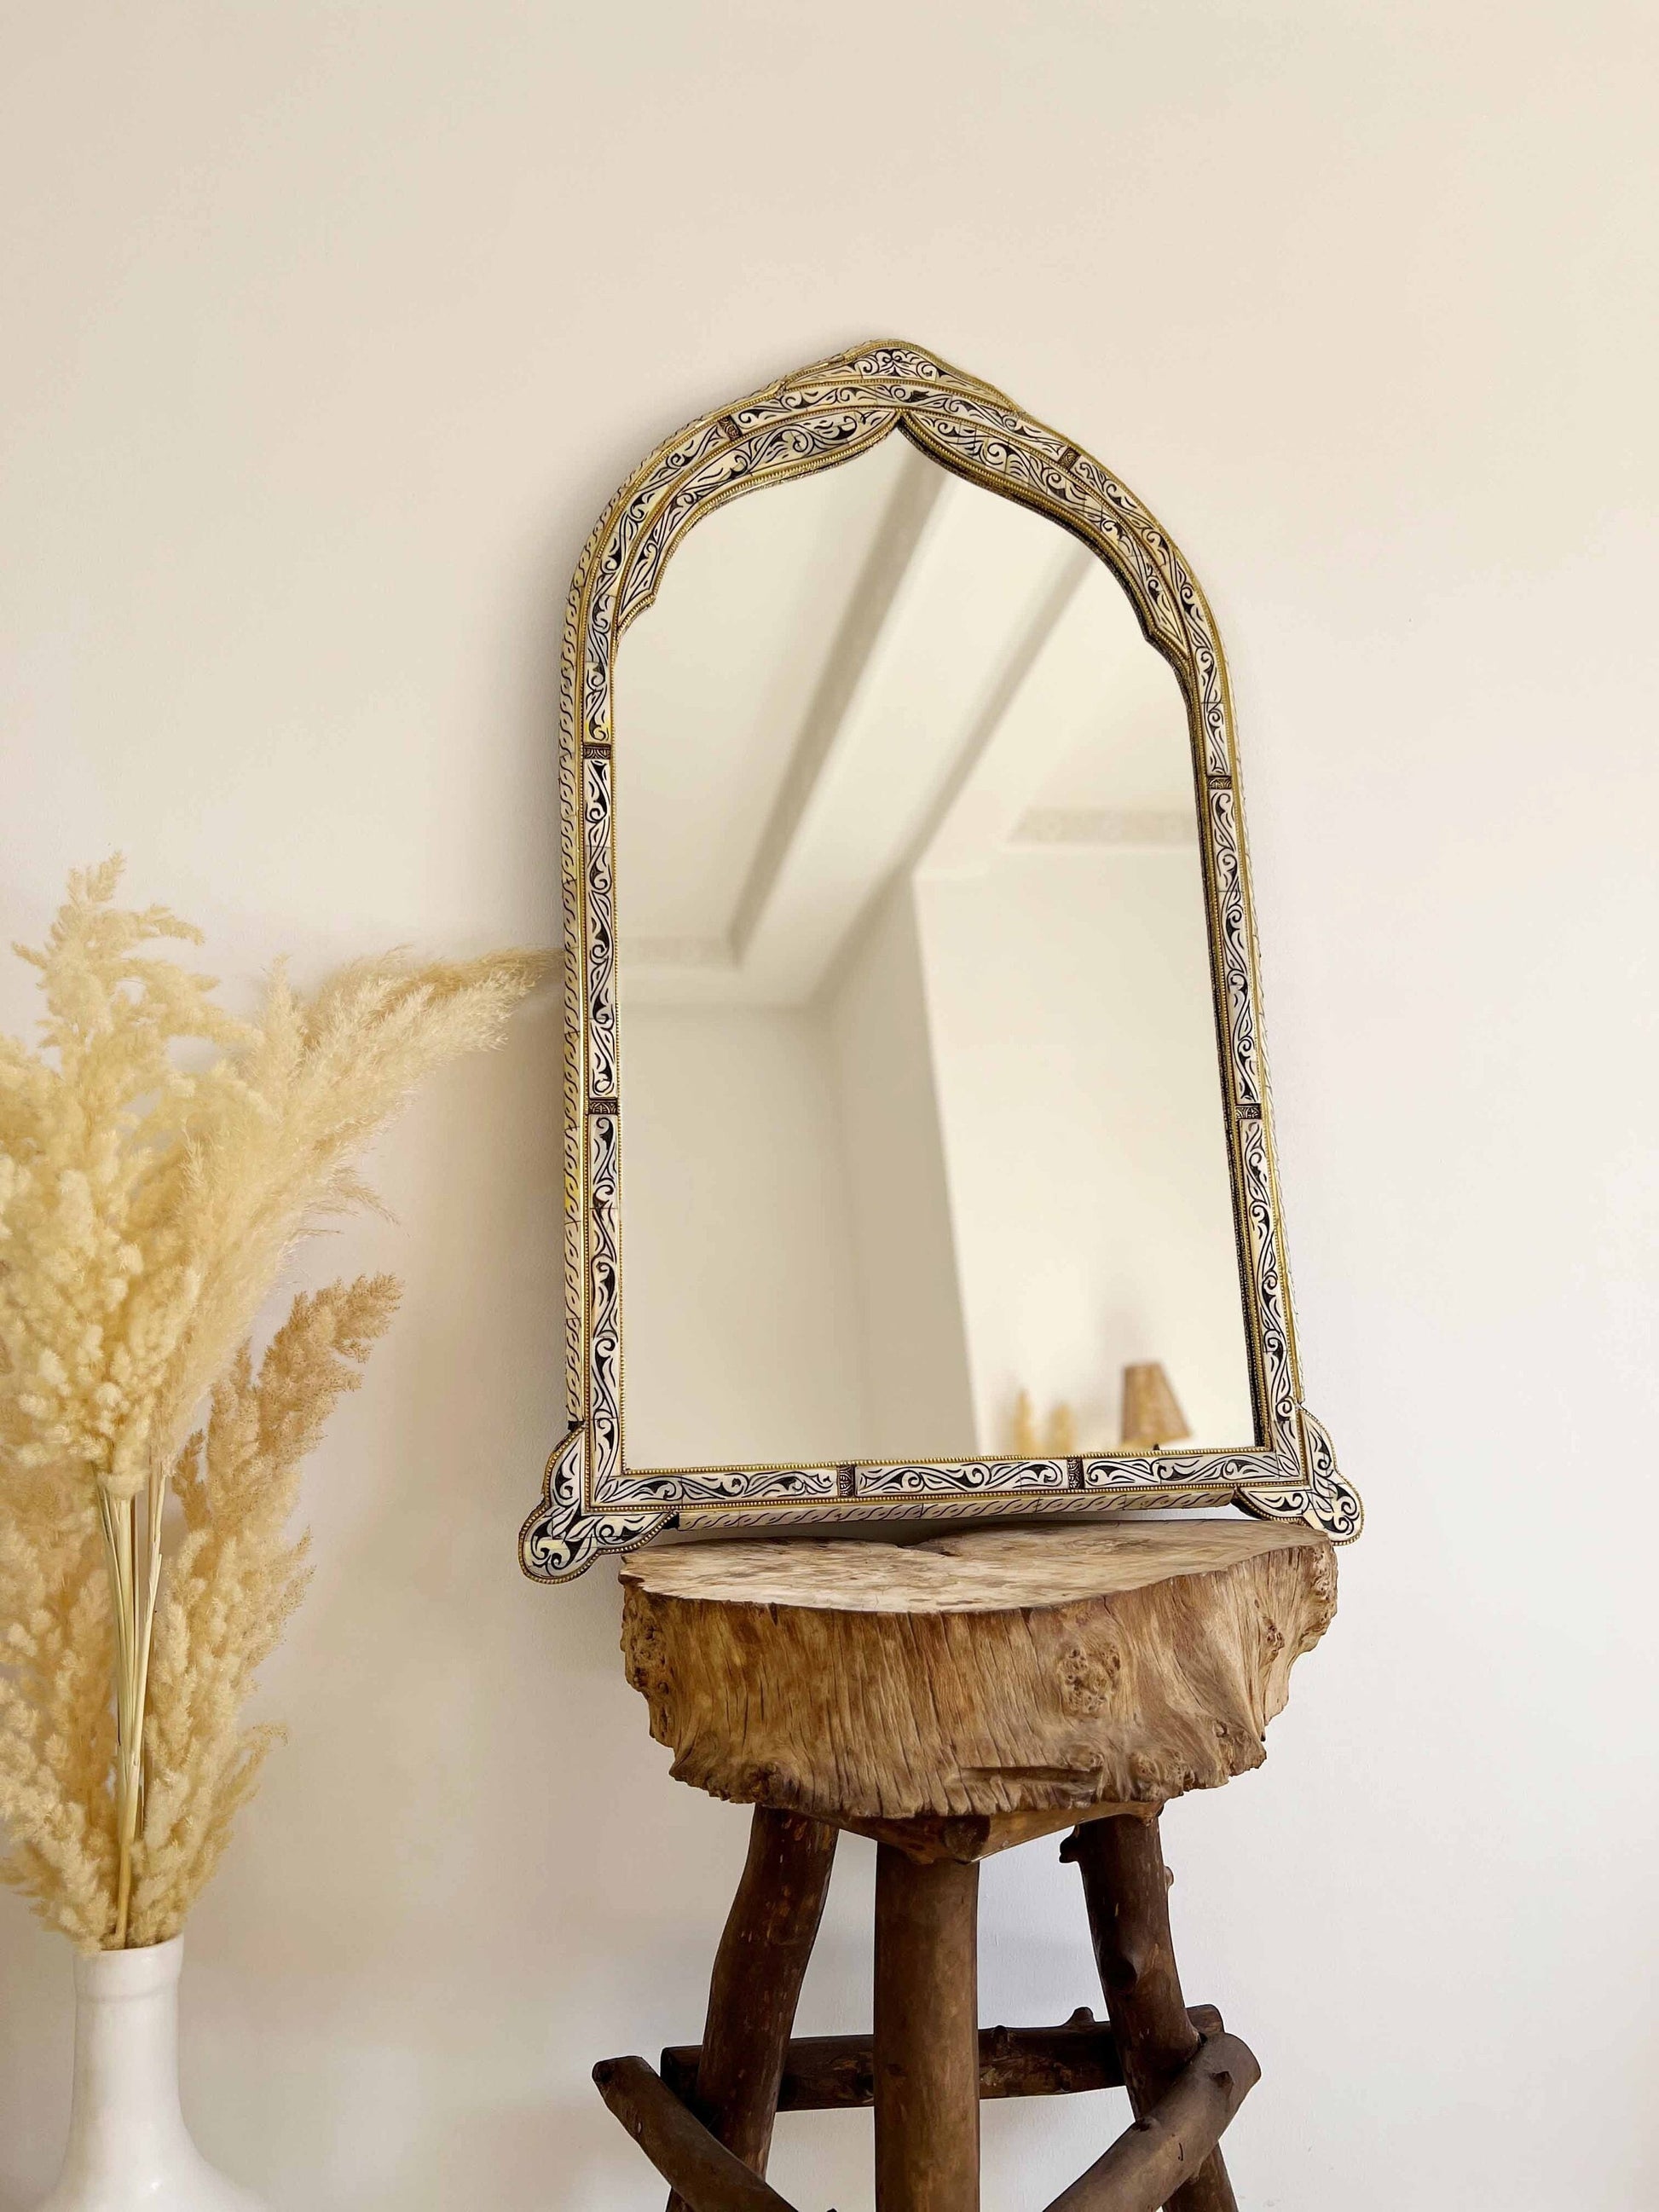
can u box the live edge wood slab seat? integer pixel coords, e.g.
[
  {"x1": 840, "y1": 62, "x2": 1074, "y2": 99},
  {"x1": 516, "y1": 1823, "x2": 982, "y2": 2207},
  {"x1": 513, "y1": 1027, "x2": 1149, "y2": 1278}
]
[{"x1": 596, "y1": 1522, "x2": 1337, "y2": 2212}]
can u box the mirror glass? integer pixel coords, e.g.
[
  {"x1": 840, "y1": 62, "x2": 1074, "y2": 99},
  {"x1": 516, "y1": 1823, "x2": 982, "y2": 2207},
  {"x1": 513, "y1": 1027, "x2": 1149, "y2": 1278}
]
[{"x1": 614, "y1": 436, "x2": 1255, "y2": 1471}]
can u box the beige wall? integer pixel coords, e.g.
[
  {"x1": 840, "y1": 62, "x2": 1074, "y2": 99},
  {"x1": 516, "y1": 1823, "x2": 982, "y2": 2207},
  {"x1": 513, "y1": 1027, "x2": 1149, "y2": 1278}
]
[{"x1": 1, "y1": 5, "x2": 1656, "y2": 2209}]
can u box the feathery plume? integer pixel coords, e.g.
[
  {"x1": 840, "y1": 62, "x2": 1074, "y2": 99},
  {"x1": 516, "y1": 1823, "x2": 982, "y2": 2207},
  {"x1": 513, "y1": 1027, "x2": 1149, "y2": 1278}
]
[{"x1": 0, "y1": 862, "x2": 545, "y2": 1944}]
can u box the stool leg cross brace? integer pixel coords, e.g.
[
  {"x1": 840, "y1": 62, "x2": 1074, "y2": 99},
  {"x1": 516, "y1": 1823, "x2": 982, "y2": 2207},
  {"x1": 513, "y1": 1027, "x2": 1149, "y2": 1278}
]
[{"x1": 592, "y1": 1805, "x2": 1260, "y2": 2212}]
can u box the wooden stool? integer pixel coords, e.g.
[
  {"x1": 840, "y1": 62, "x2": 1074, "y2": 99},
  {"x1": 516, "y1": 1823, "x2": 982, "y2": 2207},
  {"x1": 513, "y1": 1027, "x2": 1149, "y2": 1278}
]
[{"x1": 595, "y1": 1522, "x2": 1337, "y2": 2212}]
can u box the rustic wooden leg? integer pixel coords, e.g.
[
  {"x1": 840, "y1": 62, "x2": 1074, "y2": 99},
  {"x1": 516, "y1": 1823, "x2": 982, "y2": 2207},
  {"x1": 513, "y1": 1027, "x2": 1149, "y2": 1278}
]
[
  {"x1": 668, "y1": 1807, "x2": 838, "y2": 2212},
  {"x1": 873, "y1": 1844, "x2": 980, "y2": 2212},
  {"x1": 1040, "y1": 2033, "x2": 1258, "y2": 2212},
  {"x1": 1066, "y1": 1816, "x2": 1240, "y2": 2212},
  {"x1": 598, "y1": 2058, "x2": 801, "y2": 2212}
]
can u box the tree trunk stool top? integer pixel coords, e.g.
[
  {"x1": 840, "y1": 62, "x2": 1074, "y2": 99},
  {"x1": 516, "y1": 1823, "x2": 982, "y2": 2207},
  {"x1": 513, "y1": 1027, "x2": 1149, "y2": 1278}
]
[{"x1": 596, "y1": 1522, "x2": 1338, "y2": 2212}]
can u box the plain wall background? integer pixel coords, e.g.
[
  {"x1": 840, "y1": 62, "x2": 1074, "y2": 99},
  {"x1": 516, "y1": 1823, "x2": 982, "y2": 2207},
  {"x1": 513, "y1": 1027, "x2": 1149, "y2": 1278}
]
[{"x1": 1, "y1": 3, "x2": 1656, "y2": 2207}]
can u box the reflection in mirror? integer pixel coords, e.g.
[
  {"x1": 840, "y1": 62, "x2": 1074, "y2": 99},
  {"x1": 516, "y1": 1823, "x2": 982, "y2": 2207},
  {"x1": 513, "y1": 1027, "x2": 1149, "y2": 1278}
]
[{"x1": 615, "y1": 435, "x2": 1255, "y2": 1472}]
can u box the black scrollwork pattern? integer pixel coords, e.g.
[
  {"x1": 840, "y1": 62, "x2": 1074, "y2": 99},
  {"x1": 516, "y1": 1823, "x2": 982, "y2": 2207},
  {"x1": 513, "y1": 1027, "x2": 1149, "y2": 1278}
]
[
  {"x1": 588, "y1": 1112, "x2": 621, "y2": 1493},
  {"x1": 1083, "y1": 1452, "x2": 1282, "y2": 1491},
  {"x1": 1239, "y1": 1409, "x2": 1364, "y2": 1542},
  {"x1": 1298, "y1": 1408, "x2": 1365, "y2": 1539},
  {"x1": 583, "y1": 756, "x2": 617, "y2": 1105},
  {"x1": 615, "y1": 412, "x2": 896, "y2": 638},
  {"x1": 856, "y1": 1459, "x2": 1070, "y2": 1496},
  {"x1": 520, "y1": 1427, "x2": 667, "y2": 1585},
  {"x1": 526, "y1": 339, "x2": 1363, "y2": 1582},
  {"x1": 1209, "y1": 788, "x2": 1261, "y2": 1113},
  {"x1": 602, "y1": 1465, "x2": 841, "y2": 1505},
  {"x1": 1239, "y1": 1114, "x2": 1309, "y2": 1477},
  {"x1": 1234, "y1": 1116, "x2": 1304, "y2": 1475}
]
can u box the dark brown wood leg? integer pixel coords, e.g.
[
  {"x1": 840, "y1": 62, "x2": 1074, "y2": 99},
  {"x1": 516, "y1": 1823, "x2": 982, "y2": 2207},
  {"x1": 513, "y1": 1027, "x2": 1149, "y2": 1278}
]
[
  {"x1": 668, "y1": 1807, "x2": 838, "y2": 2212},
  {"x1": 599, "y1": 2059, "x2": 800, "y2": 2212},
  {"x1": 1067, "y1": 1816, "x2": 1240, "y2": 2212},
  {"x1": 873, "y1": 1845, "x2": 980, "y2": 2212}
]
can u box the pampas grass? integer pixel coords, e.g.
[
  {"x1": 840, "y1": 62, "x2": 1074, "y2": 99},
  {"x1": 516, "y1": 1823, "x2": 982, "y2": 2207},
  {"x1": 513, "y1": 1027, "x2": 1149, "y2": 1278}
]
[{"x1": 0, "y1": 861, "x2": 544, "y2": 1946}]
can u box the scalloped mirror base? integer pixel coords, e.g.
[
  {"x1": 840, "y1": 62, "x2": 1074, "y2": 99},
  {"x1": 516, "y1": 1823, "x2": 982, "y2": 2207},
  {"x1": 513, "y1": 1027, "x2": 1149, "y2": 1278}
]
[{"x1": 520, "y1": 1420, "x2": 1362, "y2": 1585}]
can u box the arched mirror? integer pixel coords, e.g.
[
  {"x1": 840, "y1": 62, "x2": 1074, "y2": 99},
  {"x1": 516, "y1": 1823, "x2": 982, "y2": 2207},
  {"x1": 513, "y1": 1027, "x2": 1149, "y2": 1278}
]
[{"x1": 522, "y1": 343, "x2": 1361, "y2": 1583}]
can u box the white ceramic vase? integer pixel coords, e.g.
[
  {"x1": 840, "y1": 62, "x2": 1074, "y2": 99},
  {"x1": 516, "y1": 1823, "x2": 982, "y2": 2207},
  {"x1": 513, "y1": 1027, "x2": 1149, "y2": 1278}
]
[{"x1": 33, "y1": 1936, "x2": 267, "y2": 2212}]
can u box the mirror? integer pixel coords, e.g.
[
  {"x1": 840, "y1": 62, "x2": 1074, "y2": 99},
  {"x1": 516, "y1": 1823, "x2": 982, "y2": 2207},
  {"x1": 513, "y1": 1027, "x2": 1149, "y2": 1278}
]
[
  {"x1": 519, "y1": 342, "x2": 1361, "y2": 1585},
  {"x1": 615, "y1": 434, "x2": 1254, "y2": 1473}
]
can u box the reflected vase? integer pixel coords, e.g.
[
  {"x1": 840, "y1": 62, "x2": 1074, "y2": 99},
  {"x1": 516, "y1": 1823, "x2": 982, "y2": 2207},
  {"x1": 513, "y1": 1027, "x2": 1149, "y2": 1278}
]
[{"x1": 33, "y1": 1935, "x2": 267, "y2": 2212}]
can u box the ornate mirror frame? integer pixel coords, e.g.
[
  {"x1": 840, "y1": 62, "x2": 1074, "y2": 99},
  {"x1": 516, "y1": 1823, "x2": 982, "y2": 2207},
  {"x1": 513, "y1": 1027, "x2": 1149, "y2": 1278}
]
[{"x1": 520, "y1": 341, "x2": 1363, "y2": 1584}]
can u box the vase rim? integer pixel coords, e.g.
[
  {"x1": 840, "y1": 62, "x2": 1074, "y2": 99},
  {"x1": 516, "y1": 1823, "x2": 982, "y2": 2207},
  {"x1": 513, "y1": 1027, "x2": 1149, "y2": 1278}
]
[{"x1": 72, "y1": 1931, "x2": 185, "y2": 1999}]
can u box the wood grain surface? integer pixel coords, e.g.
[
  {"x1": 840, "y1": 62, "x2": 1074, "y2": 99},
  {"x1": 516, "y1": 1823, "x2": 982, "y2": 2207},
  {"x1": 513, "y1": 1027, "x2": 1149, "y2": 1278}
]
[{"x1": 620, "y1": 1524, "x2": 1336, "y2": 1834}]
